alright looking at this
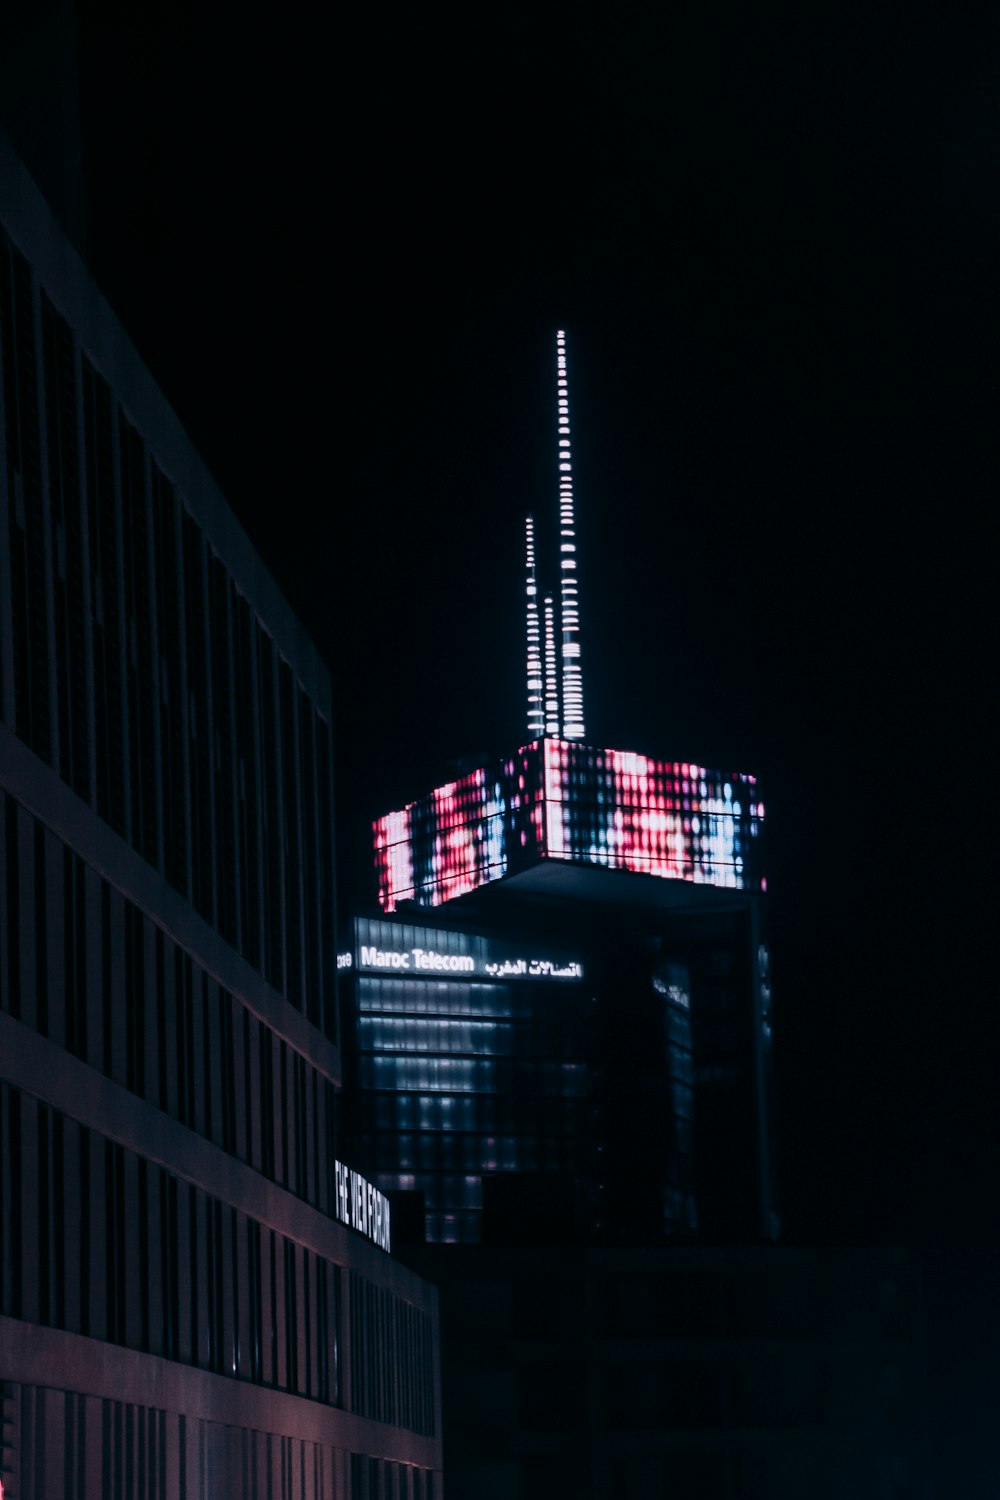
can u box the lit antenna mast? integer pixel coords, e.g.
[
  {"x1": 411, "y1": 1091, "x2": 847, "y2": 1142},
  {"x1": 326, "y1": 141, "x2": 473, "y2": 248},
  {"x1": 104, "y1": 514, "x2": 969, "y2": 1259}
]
[
  {"x1": 525, "y1": 514, "x2": 544, "y2": 738},
  {"x1": 543, "y1": 593, "x2": 560, "y2": 735},
  {"x1": 556, "y1": 330, "x2": 585, "y2": 739}
]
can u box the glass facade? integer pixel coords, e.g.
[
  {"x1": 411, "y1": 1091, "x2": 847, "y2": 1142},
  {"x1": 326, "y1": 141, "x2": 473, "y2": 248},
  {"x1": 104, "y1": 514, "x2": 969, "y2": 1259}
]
[
  {"x1": 1, "y1": 136, "x2": 443, "y2": 1497},
  {"x1": 0, "y1": 789, "x2": 341, "y2": 1220},
  {"x1": 1, "y1": 219, "x2": 336, "y2": 1036},
  {"x1": 342, "y1": 902, "x2": 777, "y2": 1248},
  {"x1": 342, "y1": 917, "x2": 591, "y2": 1244},
  {"x1": 374, "y1": 738, "x2": 765, "y2": 911}
]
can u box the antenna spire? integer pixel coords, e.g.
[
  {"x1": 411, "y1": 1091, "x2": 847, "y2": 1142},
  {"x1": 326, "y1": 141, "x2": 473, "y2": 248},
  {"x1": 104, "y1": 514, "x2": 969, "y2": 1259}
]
[
  {"x1": 555, "y1": 330, "x2": 585, "y2": 739},
  {"x1": 526, "y1": 514, "x2": 544, "y2": 738},
  {"x1": 543, "y1": 594, "x2": 560, "y2": 735}
]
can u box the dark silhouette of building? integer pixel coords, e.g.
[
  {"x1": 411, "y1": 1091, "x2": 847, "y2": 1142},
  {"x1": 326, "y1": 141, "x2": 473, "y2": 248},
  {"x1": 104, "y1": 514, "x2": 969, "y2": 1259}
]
[
  {"x1": 404, "y1": 1242, "x2": 934, "y2": 1500},
  {"x1": 0, "y1": 128, "x2": 442, "y2": 1499}
]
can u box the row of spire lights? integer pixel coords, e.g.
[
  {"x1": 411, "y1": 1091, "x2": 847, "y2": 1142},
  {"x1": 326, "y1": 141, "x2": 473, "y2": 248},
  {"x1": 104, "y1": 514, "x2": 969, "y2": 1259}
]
[{"x1": 526, "y1": 330, "x2": 585, "y2": 743}]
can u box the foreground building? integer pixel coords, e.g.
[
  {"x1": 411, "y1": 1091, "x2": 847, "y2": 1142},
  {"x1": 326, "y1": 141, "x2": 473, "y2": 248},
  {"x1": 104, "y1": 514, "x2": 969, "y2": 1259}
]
[{"x1": 0, "y1": 130, "x2": 441, "y2": 1498}]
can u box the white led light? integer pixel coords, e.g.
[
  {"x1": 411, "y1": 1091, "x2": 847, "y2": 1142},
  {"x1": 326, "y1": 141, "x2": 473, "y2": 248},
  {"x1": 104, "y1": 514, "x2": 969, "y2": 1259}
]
[
  {"x1": 550, "y1": 333, "x2": 585, "y2": 739},
  {"x1": 525, "y1": 514, "x2": 545, "y2": 737}
]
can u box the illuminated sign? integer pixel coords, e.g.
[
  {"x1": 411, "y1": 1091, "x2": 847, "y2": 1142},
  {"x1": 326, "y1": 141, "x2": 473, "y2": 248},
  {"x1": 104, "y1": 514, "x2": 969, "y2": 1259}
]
[
  {"x1": 352, "y1": 940, "x2": 583, "y2": 982},
  {"x1": 360, "y1": 944, "x2": 475, "y2": 973},
  {"x1": 334, "y1": 1159, "x2": 391, "y2": 1253},
  {"x1": 483, "y1": 957, "x2": 582, "y2": 979},
  {"x1": 373, "y1": 738, "x2": 764, "y2": 912}
]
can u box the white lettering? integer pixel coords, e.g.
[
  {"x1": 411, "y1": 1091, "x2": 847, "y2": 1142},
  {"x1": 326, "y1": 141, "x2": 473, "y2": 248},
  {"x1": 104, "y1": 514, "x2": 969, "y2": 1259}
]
[
  {"x1": 333, "y1": 1158, "x2": 393, "y2": 1254},
  {"x1": 360, "y1": 945, "x2": 410, "y2": 970},
  {"x1": 335, "y1": 1160, "x2": 350, "y2": 1226},
  {"x1": 358, "y1": 941, "x2": 582, "y2": 984},
  {"x1": 412, "y1": 947, "x2": 475, "y2": 973}
]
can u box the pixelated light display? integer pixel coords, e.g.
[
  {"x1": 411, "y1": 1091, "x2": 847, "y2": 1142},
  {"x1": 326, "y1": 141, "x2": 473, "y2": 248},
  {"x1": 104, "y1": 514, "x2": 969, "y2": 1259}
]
[{"x1": 373, "y1": 738, "x2": 765, "y2": 911}]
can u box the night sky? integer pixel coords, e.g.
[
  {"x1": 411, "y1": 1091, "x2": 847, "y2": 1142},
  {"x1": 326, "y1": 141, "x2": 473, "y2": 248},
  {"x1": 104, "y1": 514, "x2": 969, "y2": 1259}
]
[{"x1": 50, "y1": 3, "x2": 994, "y2": 1477}]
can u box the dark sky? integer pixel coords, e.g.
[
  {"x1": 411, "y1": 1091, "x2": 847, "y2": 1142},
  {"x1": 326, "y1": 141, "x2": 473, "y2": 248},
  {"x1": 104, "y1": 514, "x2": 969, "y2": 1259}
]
[
  {"x1": 63, "y1": 1, "x2": 991, "y2": 1260},
  {"x1": 0, "y1": 4, "x2": 988, "y2": 1486}
]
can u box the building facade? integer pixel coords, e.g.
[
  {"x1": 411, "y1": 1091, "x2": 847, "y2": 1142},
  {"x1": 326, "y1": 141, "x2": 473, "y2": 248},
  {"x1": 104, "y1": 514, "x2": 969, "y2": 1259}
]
[
  {"x1": 341, "y1": 888, "x2": 773, "y2": 1252},
  {"x1": 339, "y1": 913, "x2": 594, "y2": 1246},
  {"x1": 0, "y1": 130, "x2": 442, "y2": 1499}
]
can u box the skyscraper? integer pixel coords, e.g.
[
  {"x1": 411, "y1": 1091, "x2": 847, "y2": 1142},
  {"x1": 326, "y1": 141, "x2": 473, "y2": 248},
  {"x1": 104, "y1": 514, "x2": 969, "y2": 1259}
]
[
  {"x1": 353, "y1": 332, "x2": 774, "y2": 1248},
  {"x1": 342, "y1": 333, "x2": 933, "y2": 1500},
  {"x1": 0, "y1": 127, "x2": 442, "y2": 1499}
]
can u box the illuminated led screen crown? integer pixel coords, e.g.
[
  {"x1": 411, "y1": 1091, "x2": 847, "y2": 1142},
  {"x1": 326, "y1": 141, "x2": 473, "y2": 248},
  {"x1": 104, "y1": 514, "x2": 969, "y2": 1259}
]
[
  {"x1": 373, "y1": 333, "x2": 766, "y2": 913},
  {"x1": 374, "y1": 739, "x2": 765, "y2": 912}
]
